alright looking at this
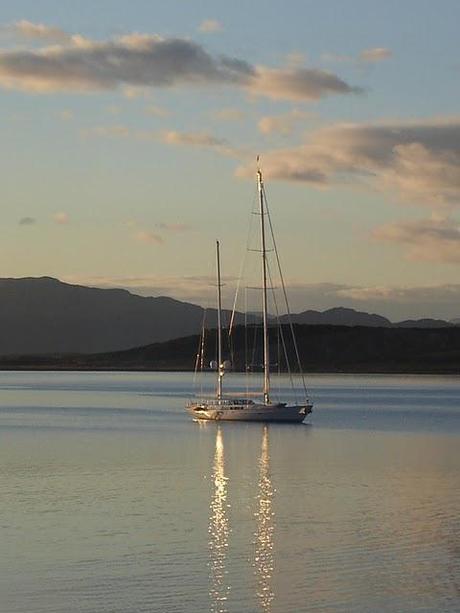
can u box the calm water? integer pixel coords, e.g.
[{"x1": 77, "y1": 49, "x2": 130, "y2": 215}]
[{"x1": 1, "y1": 371, "x2": 459, "y2": 613}]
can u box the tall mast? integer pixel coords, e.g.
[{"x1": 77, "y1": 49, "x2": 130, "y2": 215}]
[
  {"x1": 257, "y1": 165, "x2": 270, "y2": 404},
  {"x1": 216, "y1": 240, "x2": 223, "y2": 401}
]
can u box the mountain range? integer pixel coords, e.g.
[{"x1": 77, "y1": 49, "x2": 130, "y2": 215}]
[{"x1": 0, "y1": 277, "x2": 456, "y2": 356}]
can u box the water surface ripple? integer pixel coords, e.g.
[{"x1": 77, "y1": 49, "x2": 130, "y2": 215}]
[{"x1": 0, "y1": 372, "x2": 459, "y2": 612}]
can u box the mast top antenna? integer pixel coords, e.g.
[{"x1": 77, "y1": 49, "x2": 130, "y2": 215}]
[{"x1": 257, "y1": 156, "x2": 263, "y2": 185}]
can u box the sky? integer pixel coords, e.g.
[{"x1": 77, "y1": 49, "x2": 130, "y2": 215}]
[{"x1": 1, "y1": 0, "x2": 460, "y2": 320}]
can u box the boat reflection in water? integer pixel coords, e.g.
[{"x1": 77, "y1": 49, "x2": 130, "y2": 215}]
[
  {"x1": 208, "y1": 425, "x2": 275, "y2": 612},
  {"x1": 253, "y1": 425, "x2": 275, "y2": 612},
  {"x1": 209, "y1": 426, "x2": 230, "y2": 612}
]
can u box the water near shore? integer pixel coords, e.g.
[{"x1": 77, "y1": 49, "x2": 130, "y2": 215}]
[{"x1": 1, "y1": 371, "x2": 459, "y2": 612}]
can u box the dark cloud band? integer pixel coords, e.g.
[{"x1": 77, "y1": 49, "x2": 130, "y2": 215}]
[{"x1": 0, "y1": 30, "x2": 360, "y2": 102}]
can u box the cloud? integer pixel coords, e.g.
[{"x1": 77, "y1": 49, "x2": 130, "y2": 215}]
[
  {"x1": 61, "y1": 274, "x2": 460, "y2": 320},
  {"x1": 62, "y1": 273, "x2": 240, "y2": 308},
  {"x1": 122, "y1": 85, "x2": 151, "y2": 99},
  {"x1": 145, "y1": 104, "x2": 170, "y2": 117},
  {"x1": 359, "y1": 47, "x2": 392, "y2": 63},
  {"x1": 0, "y1": 34, "x2": 254, "y2": 93},
  {"x1": 7, "y1": 20, "x2": 71, "y2": 43},
  {"x1": 248, "y1": 66, "x2": 363, "y2": 101},
  {"x1": 213, "y1": 108, "x2": 245, "y2": 122},
  {"x1": 19, "y1": 216, "x2": 36, "y2": 225},
  {"x1": 258, "y1": 109, "x2": 313, "y2": 135},
  {"x1": 373, "y1": 215, "x2": 460, "y2": 262},
  {"x1": 106, "y1": 104, "x2": 122, "y2": 115},
  {"x1": 53, "y1": 211, "x2": 69, "y2": 224},
  {"x1": 135, "y1": 230, "x2": 163, "y2": 245},
  {"x1": 161, "y1": 130, "x2": 246, "y2": 159},
  {"x1": 322, "y1": 47, "x2": 392, "y2": 64},
  {"x1": 274, "y1": 280, "x2": 460, "y2": 320},
  {"x1": 156, "y1": 222, "x2": 191, "y2": 232},
  {"x1": 162, "y1": 130, "x2": 227, "y2": 147},
  {"x1": 285, "y1": 52, "x2": 308, "y2": 66},
  {"x1": 0, "y1": 29, "x2": 360, "y2": 102},
  {"x1": 335, "y1": 283, "x2": 460, "y2": 306},
  {"x1": 320, "y1": 52, "x2": 354, "y2": 64},
  {"x1": 198, "y1": 19, "x2": 223, "y2": 33},
  {"x1": 82, "y1": 124, "x2": 132, "y2": 139},
  {"x1": 58, "y1": 109, "x2": 73, "y2": 121},
  {"x1": 83, "y1": 123, "x2": 247, "y2": 159},
  {"x1": 124, "y1": 220, "x2": 189, "y2": 245},
  {"x1": 238, "y1": 117, "x2": 460, "y2": 206}
]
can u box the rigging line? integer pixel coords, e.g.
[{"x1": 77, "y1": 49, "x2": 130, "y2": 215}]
[
  {"x1": 194, "y1": 316, "x2": 205, "y2": 374},
  {"x1": 245, "y1": 286, "x2": 249, "y2": 397},
  {"x1": 193, "y1": 306, "x2": 208, "y2": 397},
  {"x1": 251, "y1": 318, "x2": 260, "y2": 374},
  {"x1": 228, "y1": 319, "x2": 235, "y2": 369},
  {"x1": 193, "y1": 328, "x2": 203, "y2": 386},
  {"x1": 266, "y1": 260, "x2": 298, "y2": 403},
  {"x1": 229, "y1": 186, "x2": 258, "y2": 336},
  {"x1": 262, "y1": 184, "x2": 309, "y2": 399}
]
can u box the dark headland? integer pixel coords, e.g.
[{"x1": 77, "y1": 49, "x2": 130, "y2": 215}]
[{"x1": 2, "y1": 325, "x2": 460, "y2": 374}]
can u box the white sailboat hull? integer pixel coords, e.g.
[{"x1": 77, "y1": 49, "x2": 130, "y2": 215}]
[{"x1": 187, "y1": 402, "x2": 312, "y2": 423}]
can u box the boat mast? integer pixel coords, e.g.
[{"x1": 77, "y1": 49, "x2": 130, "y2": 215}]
[
  {"x1": 257, "y1": 163, "x2": 270, "y2": 404},
  {"x1": 216, "y1": 240, "x2": 223, "y2": 402}
]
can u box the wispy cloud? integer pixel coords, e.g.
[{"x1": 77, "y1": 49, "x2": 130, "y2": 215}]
[
  {"x1": 198, "y1": 19, "x2": 223, "y2": 33},
  {"x1": 61, "y1": 274, "x2": 460, "y2": 320},
  {"x1": 19, "y1": 216, "x2": 36, "y2": 225},
  {"x1": 358, "y1": 47, "x2": 392, "y2": 63},
  {"x1": 162, "y1": 130, "x2": 227, "y2": 147},
  {"x1": 83, "y1": 122, "x2": 247, "y2": 160},
  {"x1": 258, "y1": 109, "x2": 314, "y2": 135},
  {"x1": 106, "y1": 104, "x2": 122, "y2": 115},
  {"x1": 58, "y1": 109, "x2": 73, "y2": 121},
  {"x1": 161, "y1": 129, "x2": 246, "y2": 159},
  {"x1": 335, "y1": 282, "x2": 460, "y2": 308},
  {"x1": 0, "y1": 28, "x2": 361, "y2": 102},
  {"x1": 373, "y1": 215, "x2": 460, "y2": 262},
  {"x1": 82, "y1": 124, "x2": 132, "y2": 139},
  {"x1": 320, "y1": 52, "x2": 354, "y2": 64},
  {"x1": 53, "y1": 211, "x2": 69, "y2": 225},
  {"x1": 145, "y1": 104, "x2": 170, "y2": 117},
  {"x1": 285, "y1": 52, "x2": 308, "y2": 66},
  {"x1": 213, "y1": 108, "x2": 245, "y2": 122},
  {"x1": 134, "y1": 230, "x2": 163, "y2": 245},
  {"x1": 248, "y1": 66, "x2": 363, "y2": 101},
  {"x1": 125, "y1": 220, "x2": 190, "y2": 245},
  {"x1": 322, "y1": 47, "x2": 392, "y2": 65},
  {"x1": 156, "y1": 222, "x2": 191, "y2": 232},
  {"x1": 122, "y1": 85, "x2": 152, "y2": 99},
  {"x1": 6, "y1": 20, "x2": 71, "y2": 43},
  {"x1": 62, "y1": 273, "x2": 240, "y2": 308}
]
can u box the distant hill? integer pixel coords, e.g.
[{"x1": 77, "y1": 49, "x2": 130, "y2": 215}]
[
  {"x1": 280, "y1": 307, "x2": 391, "y2": 327},
  {"x1": 93, "y1": 324, "x2": 460, "y2": 373},
  {"x1": 394, "y1": 318, "x2": 454, "y2": 328},
  {"x1": 0, "y1": 277, "x2": 456, "y2": 356},
  {"x1": 0, "y1": 277, "x2": 212, "y2": 355}
]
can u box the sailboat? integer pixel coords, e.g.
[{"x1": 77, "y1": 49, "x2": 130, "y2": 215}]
[{"x1": 186, "y1": 165, "x2": 313, "y2": 422}]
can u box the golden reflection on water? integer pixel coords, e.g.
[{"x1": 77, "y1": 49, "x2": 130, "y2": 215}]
[
  {"x1": 209, "y1": 426, "x2": 230, "y2": 612},
  {"x1": 254, "y1": 425, "x2": 275, "y2": 612}
]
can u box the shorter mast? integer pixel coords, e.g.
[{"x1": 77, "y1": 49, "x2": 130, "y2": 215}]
[
  {"x1": 257, "y1": 164, "x2": 270, "y2": 404},
  {"x1": 216, "y1": 240, "x2": 223, "y2": 402}
]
